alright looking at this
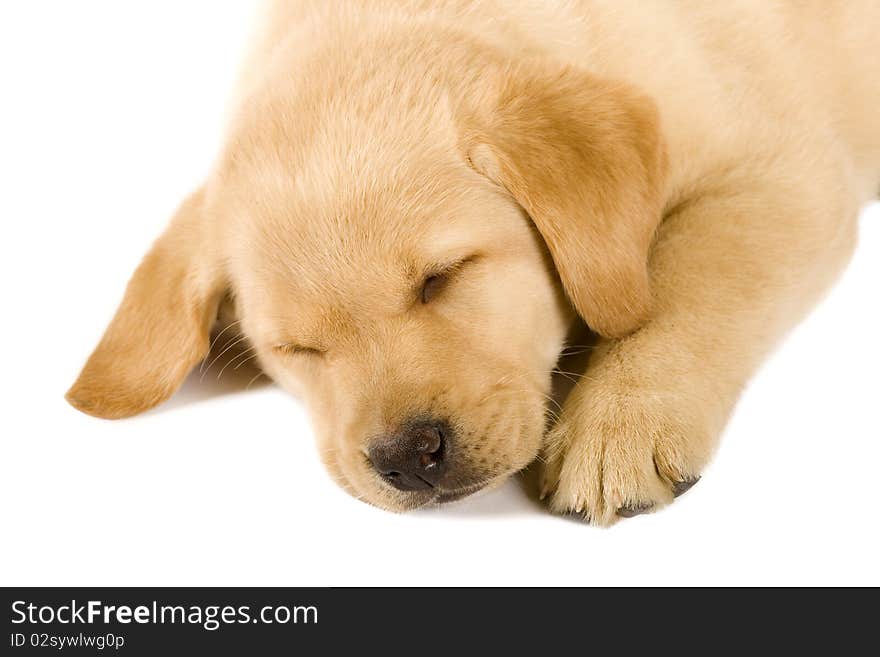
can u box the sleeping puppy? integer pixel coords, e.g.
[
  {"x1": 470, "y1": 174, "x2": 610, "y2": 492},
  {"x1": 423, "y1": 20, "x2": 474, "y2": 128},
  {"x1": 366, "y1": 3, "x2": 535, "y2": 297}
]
[{"x1": 66, "y1": 1, "x2": 880, "y2": 524}]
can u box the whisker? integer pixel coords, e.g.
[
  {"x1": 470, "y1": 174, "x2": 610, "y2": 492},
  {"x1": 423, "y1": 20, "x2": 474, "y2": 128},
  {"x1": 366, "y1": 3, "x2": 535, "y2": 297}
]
[
  {"x1": 553, "y1": 371, "x2": 579, "y2": 385},
  {"x1": 200, "y1": 334, "x2": 249, "y2": 381},
  {"x1": 551, "y1": 368, "x2": 599, "y2": 384},
  {"x1": 559, "y1": 347, "x2": 595, "y2": 357},
  {"x1": 233, "y1": 352, "x2": 260, "y2": 370},
  {"x1": 200, "y1": 320, "x2": 243, "y2": 374},
  {"x1": 538, "y1": 390, "x2": 563, "y2": 414},
  {"x1": 216, "y1": 346, "x2": 258, "y2": 380},
  {"x1": 560, "y1": 343, "x2": 597, "y2": 351},
  {"x1": 223, "y1": 345, "x2": 257, "y2": 370}
]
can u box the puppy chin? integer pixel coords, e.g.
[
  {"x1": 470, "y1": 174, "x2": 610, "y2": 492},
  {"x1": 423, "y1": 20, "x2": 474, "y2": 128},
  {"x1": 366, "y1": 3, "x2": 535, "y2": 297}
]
[
  {"x1": 433, "y1": 479, "x2": 498, "y2": 504},
  {"x1": 377, "y1": 473, "x2": 512, "y2": 510}
]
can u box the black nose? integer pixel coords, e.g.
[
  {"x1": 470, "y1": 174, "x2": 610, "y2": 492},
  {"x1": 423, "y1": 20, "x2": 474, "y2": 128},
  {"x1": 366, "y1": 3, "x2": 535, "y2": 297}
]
[{"x1": 368, "y1": 418, "x2": 448, "y2": 491}]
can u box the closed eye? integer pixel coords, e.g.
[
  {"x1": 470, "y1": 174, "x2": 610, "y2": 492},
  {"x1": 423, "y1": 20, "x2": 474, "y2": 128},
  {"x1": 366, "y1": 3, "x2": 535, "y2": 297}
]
[
  {"x1": 420, "y1": 273, "x2": 449, "y2": 303},
  {"x1": 273, "y1": 343, "x2": 325, "y2": 358},
  {"x1": 419, "y1": 255, "x2": 479, "y2": 304}
]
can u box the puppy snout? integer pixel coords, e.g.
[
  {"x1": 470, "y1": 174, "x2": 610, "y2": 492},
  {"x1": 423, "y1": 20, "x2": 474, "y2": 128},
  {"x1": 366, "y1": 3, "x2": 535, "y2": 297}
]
[{"x1": 368, "y1": 418, "x2": 449, "y2": 491}]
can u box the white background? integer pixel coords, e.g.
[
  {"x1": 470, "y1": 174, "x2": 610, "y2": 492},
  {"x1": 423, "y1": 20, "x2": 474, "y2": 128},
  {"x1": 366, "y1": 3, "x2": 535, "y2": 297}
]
[{"x1": 1, "y1": 2, "x2": 878, "y2": 586}]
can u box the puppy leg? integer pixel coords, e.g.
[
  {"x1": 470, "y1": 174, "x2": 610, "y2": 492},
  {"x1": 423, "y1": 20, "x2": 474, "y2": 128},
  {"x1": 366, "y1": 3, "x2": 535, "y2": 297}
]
[{"x1": 541, "y1": 180, "x2": 859, "y2": 525}]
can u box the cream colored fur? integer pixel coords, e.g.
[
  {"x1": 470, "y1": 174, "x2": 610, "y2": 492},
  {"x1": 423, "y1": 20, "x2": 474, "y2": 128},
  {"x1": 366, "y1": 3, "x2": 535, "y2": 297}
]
[{"x1": 68, "y1": 1, "x2": 880, "y2": 524}]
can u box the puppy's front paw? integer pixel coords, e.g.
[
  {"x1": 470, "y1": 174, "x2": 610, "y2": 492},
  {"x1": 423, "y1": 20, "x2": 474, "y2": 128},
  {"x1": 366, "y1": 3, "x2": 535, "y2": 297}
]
[{"x1": 541, "y1": 390, "x2": 712, "y2": 526}]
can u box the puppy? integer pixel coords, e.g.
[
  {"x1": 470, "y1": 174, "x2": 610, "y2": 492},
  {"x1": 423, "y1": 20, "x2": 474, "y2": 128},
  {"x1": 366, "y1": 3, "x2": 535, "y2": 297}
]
[{"x1": 67, "y1": 1, "x2": 880, "y2": 524}]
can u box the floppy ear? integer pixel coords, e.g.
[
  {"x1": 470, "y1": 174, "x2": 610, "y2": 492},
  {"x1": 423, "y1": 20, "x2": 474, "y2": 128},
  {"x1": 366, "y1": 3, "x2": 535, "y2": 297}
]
[
  {"x1": 464, "y1": 64, "x2": 668, "y2": 338},
  {"x1": 66, "y1": 189, "x2": 225, "y2": 419}
]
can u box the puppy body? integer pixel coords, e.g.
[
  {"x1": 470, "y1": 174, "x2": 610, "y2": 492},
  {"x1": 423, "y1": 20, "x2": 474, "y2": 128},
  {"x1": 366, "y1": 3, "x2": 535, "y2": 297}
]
[{"x1": 69, "y1": 1, "x2": 880, "y2": 523}]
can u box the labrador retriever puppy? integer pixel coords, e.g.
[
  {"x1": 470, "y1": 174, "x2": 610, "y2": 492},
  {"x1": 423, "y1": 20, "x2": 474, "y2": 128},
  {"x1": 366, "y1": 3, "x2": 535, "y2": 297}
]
[{"x1": 67, "y1": 1, "x2": 880, "y2": 524}]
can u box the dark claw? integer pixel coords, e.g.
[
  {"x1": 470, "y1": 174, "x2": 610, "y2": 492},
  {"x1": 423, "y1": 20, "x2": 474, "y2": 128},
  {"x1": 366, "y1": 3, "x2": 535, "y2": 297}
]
[
  {"x1": 617, "y1": 503, "x2": 654, "y2": 518},
  {"x1": 673, "y1": 476, "x2": 701, "y2": 498},
  {"x1": 564, "y1": 510, "x2": 592, "y2": 525}
]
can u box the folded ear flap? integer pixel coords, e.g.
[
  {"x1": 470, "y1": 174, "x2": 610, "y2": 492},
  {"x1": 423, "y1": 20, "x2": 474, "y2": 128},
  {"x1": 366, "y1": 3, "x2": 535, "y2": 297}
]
[
  {"x1": 465, "y1": 64, "x2": 668, "y2": 338},
  {"x1": 66, "y1": 189, "x2": 225, "y2": 419}
]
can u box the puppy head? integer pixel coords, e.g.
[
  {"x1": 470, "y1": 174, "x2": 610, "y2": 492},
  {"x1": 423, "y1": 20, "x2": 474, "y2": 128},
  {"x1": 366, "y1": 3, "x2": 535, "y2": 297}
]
[{"x1": 67, "y1": 40, "x2": 666, "y2": 510}]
